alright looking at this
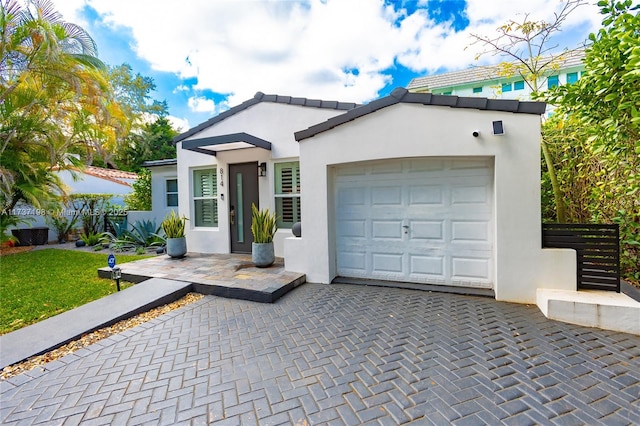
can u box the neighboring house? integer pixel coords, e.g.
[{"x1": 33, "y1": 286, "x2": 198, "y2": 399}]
[
  {"x1": 128, "y1": 159, "x2": 178, "y2": 228},
  {"x1": 171, "y1": 88, "x2": 575, "y2": 305},
  {"x1": 13, "y1": 166, "x2": 137, "y2": 242},
  {"x1": 407, "y1": 48, "x2": 585, "y2": 111},
  {"x1": 173, "y1": 92, "x2": 357, "y2": 256}
]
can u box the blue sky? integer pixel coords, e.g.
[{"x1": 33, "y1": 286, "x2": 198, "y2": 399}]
[{"x1": 52, "y1": 0, "x2": 601, "y2": 132}]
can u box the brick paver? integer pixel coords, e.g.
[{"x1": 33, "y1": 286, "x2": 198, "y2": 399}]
[{"x1": 1, "y1": 284, "x2": 639, "y2": 425}]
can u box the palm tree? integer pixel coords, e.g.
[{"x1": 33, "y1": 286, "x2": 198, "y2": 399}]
[{"x1": 0, "y1": 0, "x2": 123, "y2": 211}]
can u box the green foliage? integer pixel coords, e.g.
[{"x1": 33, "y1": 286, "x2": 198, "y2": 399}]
[
  {"x1": 124, "y1": 168, "x2": 152, "y2": 211},
  {"x1": 250, "y1": 204, "x2": 277, "y2": 243},
  {"x1": 116, "y1": 117, "x2": 178, "y2": 172},
  {"x1": 45, "y1": 211, "x2": 79, "y2": 243},
  {"x1": 124, "y1": 219, "x2": 163, "y2": 247},
  {"x1": 0, "y1": 212, "x2": 33, "y2": 244},
  {"x1": 80, "y1": 231, "x2": 104, "y2": 246},
  {"x1": 0, "y1": 249, "x2": 146, "y2": 334},
  {"x1": 543, "y1": 0, "x2": 640, "y2": 281},
  {"x1": 161, "y1": 210, "x2": 187, "y2": 238}
]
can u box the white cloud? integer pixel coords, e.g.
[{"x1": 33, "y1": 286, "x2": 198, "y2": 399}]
[
  {"x1": 53, "y1": 0, "x2": 601, "y2": 108},
  {"x1": 187, "y1": 96, "x2": 216, "y2": 114},
  {"x1": 167, "y1": 116, "x2": 189, "y2": 133}
]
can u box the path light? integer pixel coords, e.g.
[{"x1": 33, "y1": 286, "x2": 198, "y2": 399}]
[{"x1": 111, "y1": 266, "x2": 122, "y2": 292}]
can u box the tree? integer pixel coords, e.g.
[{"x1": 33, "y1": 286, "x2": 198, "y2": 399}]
[
  {"x1": 124, "y1": 168, "x2": 151, "y2": 211},
  {"x1": 544, "y1": 0, "x2": 640, "y2": 280},
  {"x1": 470, "y1": 0, "x2": 587, "y2": 222},
  {"x1": 115, "y1": 116, "x2": 177, "y2": 172},
  {"x1": 0, "y1": 0, "x2": 125, "y2": 211}
]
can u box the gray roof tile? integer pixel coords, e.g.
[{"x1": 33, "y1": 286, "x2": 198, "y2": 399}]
[
  {"x1": 175, "y1": 92, "x2": 358, "y2": 143},
  {"x1": 294, "y1": 88, "x2": 546, "y2": 141}
]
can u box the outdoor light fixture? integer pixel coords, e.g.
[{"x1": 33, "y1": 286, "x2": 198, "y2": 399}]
[
  {"x1": 492, "y1": 120, "x2": 505, "y2": 135},
  {"x1": 111, "y1": 266, "x2": 122, "y2": 292},
  {"x1": 259, "y1": 162, "x2": 267, "y2": 177}
]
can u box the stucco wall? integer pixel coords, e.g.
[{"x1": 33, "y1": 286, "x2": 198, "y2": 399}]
[
  {"x1": 294, "y1": 102, "x2": 561, "y2": 303},
  {"x1": 177, "y1": 102, "x2": 347, "y2": 255}
]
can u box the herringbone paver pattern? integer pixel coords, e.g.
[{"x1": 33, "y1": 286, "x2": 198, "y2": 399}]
[{"x1": 1, "y1": 284, "x2": 639, "y2": 425}]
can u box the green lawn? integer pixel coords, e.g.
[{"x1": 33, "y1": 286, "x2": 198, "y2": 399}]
[{"x1": 0, "y1": 249, "x2": 150, "y2": 334}]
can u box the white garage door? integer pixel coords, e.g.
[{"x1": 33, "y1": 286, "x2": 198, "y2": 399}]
[{"x1": 335, "y1": 158, "x2": 494, "y2": 289}]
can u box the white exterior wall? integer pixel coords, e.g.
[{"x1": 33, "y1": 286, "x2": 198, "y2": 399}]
[
  {"x1": 177, "y1": 102, "x2": 346, "y2": 256},
  {"x1": 294, "y1": 103, "x2": 572, "y2": 304}
]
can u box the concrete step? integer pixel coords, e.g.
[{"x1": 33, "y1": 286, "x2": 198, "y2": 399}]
[{"x1": 537, "y1": 288, "x2": 640, "y2": 335}]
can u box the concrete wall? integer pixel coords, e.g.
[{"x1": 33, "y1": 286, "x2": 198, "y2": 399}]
[
  {"x1": 292, "y1": 102, "x2": 572, "y2": 304},
  {"x1": 177, "y1": 102, "x2": 346, "y2": 256}
]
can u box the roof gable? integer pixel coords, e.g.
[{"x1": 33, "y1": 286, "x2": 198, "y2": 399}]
[
  {"x1": 295, "y1": 88, "x2": 546, "y2": 141},
  {"x1": 174, "y1": 92, "x2": 358, "y2": 143}
]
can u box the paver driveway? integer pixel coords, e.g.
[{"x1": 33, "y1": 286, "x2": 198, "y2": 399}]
[{"x1": 1, "y1": 284, "x2": 639, "y2": 425}]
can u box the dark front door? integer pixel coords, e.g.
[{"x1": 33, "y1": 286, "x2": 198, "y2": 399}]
[{"x1": 229, "y1": 162, "x2": 259, "y2": 253}]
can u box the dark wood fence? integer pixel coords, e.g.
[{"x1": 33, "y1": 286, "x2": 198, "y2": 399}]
[{"x1": 542, "y1": 224, "x2": 620, "y2": 292}]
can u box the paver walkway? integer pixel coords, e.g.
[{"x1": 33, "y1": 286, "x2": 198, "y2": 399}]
[{"x1": 1, "y1": 284, "x2": 639, "y2": 425}]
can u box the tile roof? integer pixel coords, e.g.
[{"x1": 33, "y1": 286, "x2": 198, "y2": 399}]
[
  {"x1": 174, "y1": 92, "x2": 359, "y2": 143},
  {"x1": 83, "y1": 166, "x2": 138, "y2": 186},
  {"x1": 294, "y1": 88, "x2": 546, "y2": 141},
  {"x1": 408, "y1": 48, "x2": 586, "y2": 90}
]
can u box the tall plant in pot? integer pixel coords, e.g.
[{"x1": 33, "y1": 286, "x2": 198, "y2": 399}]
[
  {"x1": 162, "y1": 210, "x2": 188, "y2": 258},
  {"x1": 250, "y1": 203, "x2": 277, "y2": 267}
]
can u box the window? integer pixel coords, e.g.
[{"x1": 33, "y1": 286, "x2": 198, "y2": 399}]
[
  {"x1": 275, "y1": 162, "x2": 300, "y2": 228},
  {"x1": 567, "y1": 72, "x2": 578, "y2": 84},
  {"x1": 193, "y1": 169, "x2": 217, "y2": 227},
  {"x1": 514, "y1": 81, "x2": 525, "y2": 90},
  {"x1": 501, "y1": 83, "x2": 512, "y2": 92},
  {"x1": 547, "y1": 75, "x2": 559, "y2": 89},
  {"x1": 166, "y1": 179, "x2": 178, "y2": 207},
  {"x1": 472, "y1": 86, "x2": 482, "y2": 94},
  {"x1": 442, "y1": 91, "x2": 452, "y2": 95}
]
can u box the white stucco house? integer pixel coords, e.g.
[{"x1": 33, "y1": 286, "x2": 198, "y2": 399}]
[
  {"x1": 128, "y1": 159, "x2": 178, "y2": 227},
  {"x1": 168, "y1": 88, "x2": 579, "y2": 306}
]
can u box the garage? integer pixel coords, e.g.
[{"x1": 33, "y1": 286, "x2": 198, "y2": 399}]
[{"x1": 334, "y1": 157, "x2": 494, "y2": 289}]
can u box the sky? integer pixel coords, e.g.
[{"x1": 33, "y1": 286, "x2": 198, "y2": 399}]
[{"x1": 50, "y1": 0, "x2": 603, "y2": 132}]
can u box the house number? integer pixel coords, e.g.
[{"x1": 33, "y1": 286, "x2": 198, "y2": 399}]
[{"x1": 219, "y1": 167, "x2": 224, "y2": 186}]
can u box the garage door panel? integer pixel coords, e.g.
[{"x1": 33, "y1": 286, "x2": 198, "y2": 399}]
[
  {"x1": 451, "y1": 221, "x2": 490, "y2": 242},
  {"x1": 451, "y1": 185, "x2": 491, "y2": 205},
  {"x1": 409, "y1": 185, "x2": 444, "y2": 205},
  {"x1": 337, "y1": 251, "x2": 366, "y2": 272},
  {"x1": 371, "y1": 186, "x2": 402, "y2": 205},
  {"x1": 372, "y1": 253, "x2": 404, "y2": 274},
  {"x1": 337, "y1": 187, "x2": 367, "y2": 206},
  {"x1": 451, "y1": 256, "x2": 491, "y2": 281},
  {"x1": 337, "y1": 220, "x2": 366, "y2": 238},
  {"x1": 372, "y1": 221, "x2": 403, "y2": 240},
  {"x1": 409, "y1": 221, "x2": 444, "y2": 240},
  {"x1": 409, "y1": 254, "x2": 446, "y2": 277}
]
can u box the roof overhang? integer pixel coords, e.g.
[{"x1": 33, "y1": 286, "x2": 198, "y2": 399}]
[{"x1": 181, "y1": 132, "x2": 272, "y2": 156}]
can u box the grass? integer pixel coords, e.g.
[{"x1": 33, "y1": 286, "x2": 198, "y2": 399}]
[{"x1": 0, "y1": 249, "x2": 150, "y2": 334}]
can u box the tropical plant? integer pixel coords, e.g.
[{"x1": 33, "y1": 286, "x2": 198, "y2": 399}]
[
  {"x1": 126, "y1": 219, "x2": 164, "y2": 247},
  {"x1": 80, "y1": 231, "x2": 103, "y2": 246},
  {"x1": 46, "y1": 212, "x2": 78, "y2": 243},
  {"x1": 0, "y1": 212, "x2": 32, "y2": 244},
  {"x1": 161, "y1": 210, "x2": 187, "y2": 238},
  {"x1": 250, "y1": 204, "x2": 277, "y2": 243}
]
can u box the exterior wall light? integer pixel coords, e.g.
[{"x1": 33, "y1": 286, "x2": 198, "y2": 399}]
[
  {"x1": 492, "y1": 120, "x2": 505, "y2": 135},
  {"x1": 259, "y1": 162, "x2": 267, "y2": 177}
]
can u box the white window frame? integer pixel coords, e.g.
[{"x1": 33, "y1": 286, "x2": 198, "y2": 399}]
[
  {"x1": 274, "y1": 161, "x2": 300, "y2": 229},
  {"x1": 193, "y1": 168, "x2": 218, "y2": 228}
]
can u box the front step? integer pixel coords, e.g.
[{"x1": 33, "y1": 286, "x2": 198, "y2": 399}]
[{"x1": 537, "y1": 288, "x2": 640, "y2": 335}]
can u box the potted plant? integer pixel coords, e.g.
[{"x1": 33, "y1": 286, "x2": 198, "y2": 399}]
[
  {"x1": 250, "y1": 203, "x2": 277, "y2": 267},
  {"x1": 162, "y1": 210, "x2": 188, "y2": 258}
]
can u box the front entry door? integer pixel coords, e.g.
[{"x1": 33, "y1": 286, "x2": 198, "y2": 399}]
[{"x1": 229, "y1": 162, "x2": 259, "y2": 253}]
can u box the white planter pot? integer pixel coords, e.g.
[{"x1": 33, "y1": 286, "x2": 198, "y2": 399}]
[
  {"x1": 252, "y1": 242, "x2": 275, "y2": 267},
  {"x1": 166, "y1": 236, "x2": 187, "y2": 258}
]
